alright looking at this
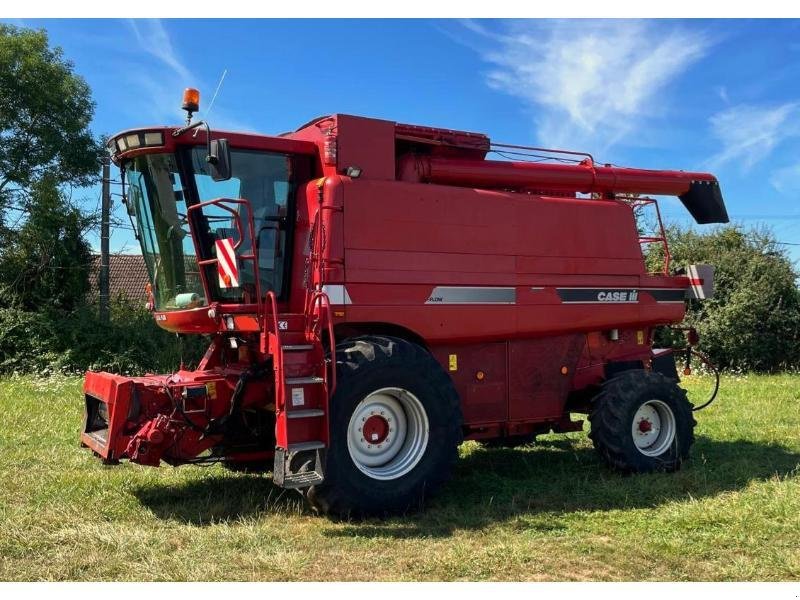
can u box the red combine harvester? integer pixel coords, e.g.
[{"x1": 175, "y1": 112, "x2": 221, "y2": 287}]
[{"x1": 81, "y1": 89, "x2": 728, "y2": 515}]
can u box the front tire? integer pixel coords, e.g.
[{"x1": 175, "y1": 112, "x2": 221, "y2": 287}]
[
  {"x1": 589, "y1": 370, "x2": 695, "y2": 473},
  {"x1": 305, "y1": 336, "x2": 463, "y2": 516}
]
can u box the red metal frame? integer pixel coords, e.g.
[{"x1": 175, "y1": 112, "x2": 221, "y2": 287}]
[
  {"x1": 82, "y1": 113, "x2": 725, "y2": 472},
  {"x1": 619, "y1": 195, "x2": 672, "y2": 275},
  {"x1": 107, "y1": 125, "x2": 318, "y2": 166},
  {"x1": 187, "y1": 197, "x2": 262, "y2": 308},
  {"x1": 307, "y1": 289, "x2": 336, "y2": 394},
  {"x1": 264, "y1": 290, "x2": 284, "y2": 410}
]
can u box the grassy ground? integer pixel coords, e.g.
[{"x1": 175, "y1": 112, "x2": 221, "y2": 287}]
[{"x1": 0, "y1": 373, "x2": 798, "y2": 581}]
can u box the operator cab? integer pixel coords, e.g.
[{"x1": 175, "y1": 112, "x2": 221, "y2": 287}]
[
  {"x1": 107, "y1": 101, "x2": 317, "y2": 331},
  {"x1": 123, "y1": 147, "x2": 308, "y2": 309}
]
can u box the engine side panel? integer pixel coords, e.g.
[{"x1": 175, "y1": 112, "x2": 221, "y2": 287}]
[{"x1": 335, "y1": 177, "x2": 685, "y2": 344}]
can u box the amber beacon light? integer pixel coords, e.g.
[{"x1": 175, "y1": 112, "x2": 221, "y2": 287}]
[{"x1": 181, "y1": 88, "x2": 200, "y2": 123}]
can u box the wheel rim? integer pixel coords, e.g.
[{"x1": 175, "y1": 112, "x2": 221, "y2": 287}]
[
  {"x1": 346, "y1": 387, "x2": 430, "y2": 481},
  {"x1": 631, "y1": 399, "x2": 676, "y2": 457}
]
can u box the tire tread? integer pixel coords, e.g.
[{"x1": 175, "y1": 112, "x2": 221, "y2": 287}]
[
  {"x1": 305, "y1": 335, "x2": 463, "y2": 516},
  {"x1": 589, "y1": 369, "x2": 696, "y2": 473}
]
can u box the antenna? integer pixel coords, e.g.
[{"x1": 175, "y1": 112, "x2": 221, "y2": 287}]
[
  {"x1": 193, "y1": 69, "x2": 227, "y2": 138},
  {"x1": 205, "y1": 68, "x2": 227, "y2": 120}
]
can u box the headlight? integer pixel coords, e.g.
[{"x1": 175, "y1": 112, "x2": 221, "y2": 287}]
[{"x1": 111, "y1": 131, "x2": 165, "y2": 153}]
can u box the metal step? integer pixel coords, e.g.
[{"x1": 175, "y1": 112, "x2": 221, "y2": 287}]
[
  {"x1": 287, "y1": 409, "x2": 325, "y2": 419},
  {"x1": 280, "y1": 470, "x2": 324, "y2": 489},
  {"x1": 273, "y1": 443, "x2": 326, "y2": 489},
  {"x1": 85, "y1": 428, "x2": 109, "y2": 446},
  {"x1": 285, "y1": 376, "x2": 324, "y2": 385},
  {"x1": 287, "y1": 441, "x2": 326, "y2": 452},
  {"x1": 283, "y1": 344, "x2": 314, "y2": 352}
]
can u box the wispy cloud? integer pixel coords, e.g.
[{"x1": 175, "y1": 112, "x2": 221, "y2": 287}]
[
  {"x1": 707, "y1": 102, "x2": 800, "y2": 171},
  {"x1": 770, "y1": 162, "x2": 800, "y2": 196},
  {"x1": 469, "y1": 20, "x2": 710, "y2": 154},
  {"x1": 123, "y1": 19, "x2": 194, "y2": 124},
  {"x1": 128, "y1": 19, "x2": 193, "y2": 83},
  {"x1": 123, "y1": 19, "x2": 255, "y2": 132}
]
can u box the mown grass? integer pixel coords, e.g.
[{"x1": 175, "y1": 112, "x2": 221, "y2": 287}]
[{"x1": 0, "y1": 373, "x2": 798, "y2": 581}]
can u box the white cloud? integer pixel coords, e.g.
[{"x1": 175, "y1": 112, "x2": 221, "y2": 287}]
[
  {"x1": 123, "y1": 19, "x2": 255, "y2": 132},
  {"x1": 123, "y1": 19, "x2": 195, "y2": 124},
  {"x1": 473, "y1": 20, "x2": 710, "y2": 153},
  {"x1": 128, "y1": 19, "x2": 192, "y2": 83},
  {"x1": 707, "y1": 103, "x2": 800, "y2": 171}
]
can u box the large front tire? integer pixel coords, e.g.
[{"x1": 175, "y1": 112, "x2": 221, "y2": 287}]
[
  {"x1": 305, "y1": 336, "x2": 463, "y2": 516},
  {"x1": 589, "y1": 370, "x2": 695, "y2": 473}
]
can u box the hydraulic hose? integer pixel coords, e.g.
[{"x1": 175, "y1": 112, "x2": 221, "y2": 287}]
[
  {"x1": 687, "y1": 349, "x2": 720, "y2": 412},
  {"x1": 166, "y1": 360, "x2": 272, "y2": 437}
]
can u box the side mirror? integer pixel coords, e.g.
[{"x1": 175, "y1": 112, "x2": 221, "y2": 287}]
[{"x1": 207, "y1": 138, "x2": 232, "y2": 182}]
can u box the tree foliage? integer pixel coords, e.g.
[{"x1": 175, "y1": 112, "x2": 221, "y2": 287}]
[
  {"x1": 0, "y1": 24, "x2": 101, "y2": 316},
  {"x1": 0, "y1": 24, "x2": 101, "y2": 215},
  {"x1": 0, "y1": 175, "x2": 92, "y2": 311},
  {"x1": 650, "y1": 225, "x2": 800, "y2": 372}
]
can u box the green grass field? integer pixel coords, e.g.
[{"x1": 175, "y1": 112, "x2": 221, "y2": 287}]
[{"x1": 0, "y1": 373, "x2": 798, "y2": 581}]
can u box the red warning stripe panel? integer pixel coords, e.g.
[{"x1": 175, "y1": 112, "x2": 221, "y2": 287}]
[{"x1": 216, "y1": 238, "x2": 239, "y2": 288}]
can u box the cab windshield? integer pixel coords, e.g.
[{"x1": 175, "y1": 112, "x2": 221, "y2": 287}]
[
  {"x1": 125, "y1": 146, "x2": 305, "y2": 311},
  {"x1": 126, "y1": 153, "x2": 204, "y2": 311}
]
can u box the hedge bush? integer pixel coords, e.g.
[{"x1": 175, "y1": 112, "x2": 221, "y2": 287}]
[
  {"x1": 0, "y1": 298, "x2": 206, "y2": 375},
  {"x1": 649, "y1": 225, "x2": 800, "y2": 372}
]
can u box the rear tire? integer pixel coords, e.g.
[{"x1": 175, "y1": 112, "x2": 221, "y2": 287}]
[
  {"x1": 305, "y1": 335, "x2": 463, "y2": 517},
  {"x1": 589, "y1": 369, "x2": 695, "y2": 473}
]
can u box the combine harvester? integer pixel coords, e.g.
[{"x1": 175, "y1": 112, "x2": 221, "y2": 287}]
[{"x1": 82, "y1": 89, "x2": 727, "y2": 515}]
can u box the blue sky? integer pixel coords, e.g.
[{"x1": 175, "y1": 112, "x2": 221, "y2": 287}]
[{"x1": 6, "y1": 18, "x2": 800, "y2": 259}]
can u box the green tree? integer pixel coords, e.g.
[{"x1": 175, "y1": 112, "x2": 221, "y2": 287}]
[
  {"x1": 0, "y1": 24, "x2": 195, "y2": 376},
  {"x1": 0, "y1": 175, "x2": 91, "y2": 312},
  {"x1": 0, "y1": 23, "x2": 101, "y2": 312},
  {"x1": 650, "y1": 225, "x2": 800, "y2": 372},
  {"x1": 0, "y1": 24, "x2": 101, "y2": 218}
]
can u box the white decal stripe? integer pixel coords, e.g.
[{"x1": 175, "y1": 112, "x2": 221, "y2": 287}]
[
  {"x1": 687, "y1": 265, "x2": 703, "y2": 299},
  {"x1": 217, "y1": 246, "x2": 236, "y2": 286},
  {"x1": 557, "y1": 287, "x2": 685, "y2": 304},
  {"x1": 216, "y1": 238, "x2": 239, "y2": 288},
  {"x1": 221, "y1": 238, "x2": 237, "y2": 273},
  {"x1": 216, "y1": 242, "x2": 234, "y2": 275},
  {"x1": 321, "y1": 284, "x2": 352, "y2": 305},
  {"x1": 556, "y1": 285, "x2": 684, "y2": 292},
  {"x1": 425, "y1": 286, "x2": 516, "y2": 305},
  {"x1": 561, "y1": 301, "x2": 640, "y2": 304}
]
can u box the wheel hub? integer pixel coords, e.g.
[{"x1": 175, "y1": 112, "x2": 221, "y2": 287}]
[
  {"x1": 631, "y1": 399, "x2": 677, "y2": 457},
  {"x1": 347, "y1": 387, "x2": 430, "y2": 481},
  {"x1": 363, "y1": 414, "x2": 390, "y2": 444}
]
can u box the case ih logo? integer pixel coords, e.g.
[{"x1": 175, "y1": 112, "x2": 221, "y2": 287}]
[
  {"x1": 597, "y1": 290, "x2": 638, "y2": 302},
  {"x1": 557, "y1": 288, "x2": 642, "y2": 304}
]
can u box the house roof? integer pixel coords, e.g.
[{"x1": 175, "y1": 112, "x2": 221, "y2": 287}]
[{"x1": 88, "y1": 254, "x2": 150, "y2": 302}]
